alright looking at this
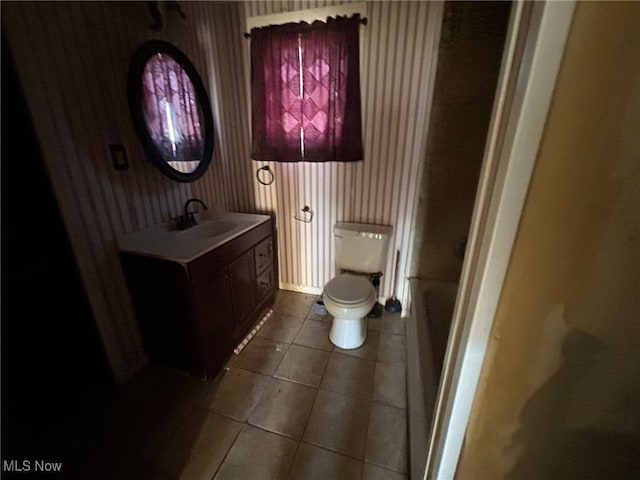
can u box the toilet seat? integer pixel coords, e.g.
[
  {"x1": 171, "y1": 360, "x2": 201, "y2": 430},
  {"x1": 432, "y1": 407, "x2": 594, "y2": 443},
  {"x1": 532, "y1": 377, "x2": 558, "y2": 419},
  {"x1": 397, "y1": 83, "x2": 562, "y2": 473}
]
[
  {"x1": 323, "y1": 274, "x2": 376, "y2": 349},
  {"x1": 324, "y1": 274, "x2": 375, "y2": 306}
]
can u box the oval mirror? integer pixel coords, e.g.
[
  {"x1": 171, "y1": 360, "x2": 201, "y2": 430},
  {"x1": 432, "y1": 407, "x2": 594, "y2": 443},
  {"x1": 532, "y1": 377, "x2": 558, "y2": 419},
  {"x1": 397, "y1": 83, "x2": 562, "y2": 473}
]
[{"x1": 128, "y1": 40, "x2": 214, "y2": 182}]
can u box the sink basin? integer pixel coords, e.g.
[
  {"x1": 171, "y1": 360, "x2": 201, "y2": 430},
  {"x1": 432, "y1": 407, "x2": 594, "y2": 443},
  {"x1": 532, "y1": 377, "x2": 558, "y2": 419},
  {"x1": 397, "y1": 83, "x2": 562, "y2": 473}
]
[
  {"x1": 175, "y1": 220, "x2": 237, "y2": 240},
  {"x1": 118, "y1": 212, "x2": 271, "y2": 263}
]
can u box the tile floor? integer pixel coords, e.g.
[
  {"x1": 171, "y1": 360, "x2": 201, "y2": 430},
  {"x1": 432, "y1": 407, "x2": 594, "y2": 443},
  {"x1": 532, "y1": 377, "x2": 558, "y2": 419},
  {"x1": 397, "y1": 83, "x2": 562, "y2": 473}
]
[{"x1": 42, "y1": 290, "x2": 408, "y2": 480}]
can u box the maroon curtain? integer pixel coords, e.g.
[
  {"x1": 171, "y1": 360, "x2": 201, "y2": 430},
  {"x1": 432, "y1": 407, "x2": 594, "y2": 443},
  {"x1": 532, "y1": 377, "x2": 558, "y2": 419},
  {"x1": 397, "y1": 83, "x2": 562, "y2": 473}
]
[
  {"x1": 141, "y1": 53, "x2": 204, "y2": 161},
  {"x1": 251, "y1": 15, "x2": 363, "y2": 162}
]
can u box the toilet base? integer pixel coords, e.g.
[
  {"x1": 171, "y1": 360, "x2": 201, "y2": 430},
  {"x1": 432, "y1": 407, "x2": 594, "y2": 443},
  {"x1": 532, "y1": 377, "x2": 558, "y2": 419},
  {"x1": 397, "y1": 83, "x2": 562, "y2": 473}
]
[{"x1": 329, "y1": 317, "x2": 367, "y2": 349}]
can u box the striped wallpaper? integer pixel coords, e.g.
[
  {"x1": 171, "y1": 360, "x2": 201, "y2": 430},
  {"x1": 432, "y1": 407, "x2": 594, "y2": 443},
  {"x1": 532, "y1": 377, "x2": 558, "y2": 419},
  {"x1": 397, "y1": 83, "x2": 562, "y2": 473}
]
[
  {"x1": 242, "y1": 1, "x2": 441, "y2": 300},
  {"x1": 2, "y1": 1, "x2": 441, "y2": 381}
]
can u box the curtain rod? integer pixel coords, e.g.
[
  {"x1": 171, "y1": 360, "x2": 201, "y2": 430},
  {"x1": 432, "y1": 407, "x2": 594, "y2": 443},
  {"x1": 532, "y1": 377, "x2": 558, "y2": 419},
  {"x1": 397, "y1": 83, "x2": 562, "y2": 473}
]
[{"x1": 243, "y1": 16, "x2": 367, "y2": 38}]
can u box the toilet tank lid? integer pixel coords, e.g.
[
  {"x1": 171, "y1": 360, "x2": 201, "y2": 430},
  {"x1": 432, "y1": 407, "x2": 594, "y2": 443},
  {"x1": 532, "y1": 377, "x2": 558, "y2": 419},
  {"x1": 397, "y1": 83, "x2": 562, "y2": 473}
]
[{"x1": 334, "y1": 222, "x2": 393, "y2": 237}]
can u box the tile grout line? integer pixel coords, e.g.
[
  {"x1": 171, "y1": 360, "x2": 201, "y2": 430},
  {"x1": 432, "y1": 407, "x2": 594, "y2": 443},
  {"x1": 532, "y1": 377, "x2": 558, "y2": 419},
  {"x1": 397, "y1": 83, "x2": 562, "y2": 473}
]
[
  {"x1": 360, "y1": 328, "x2": 380, "y2": 478},
  {"x1": 273, "y1": 294, "x2": 321, "y2": 480},
  {"x1": 291, "y1": 299, "x2": 327, "y2": 454},
  {"x1": 208, "y1": 420, "x2": 244, "y2": 480},
  {"x1": 282, "y1": 296, "x2": 344, "y2": 473}
]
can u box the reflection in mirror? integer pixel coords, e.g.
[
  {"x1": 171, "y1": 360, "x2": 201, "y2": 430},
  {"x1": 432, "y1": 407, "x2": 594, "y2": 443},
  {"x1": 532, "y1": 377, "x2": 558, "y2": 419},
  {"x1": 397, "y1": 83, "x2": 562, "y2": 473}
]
[
  {"x1": 142, "y1": 53, "x2": 203, "y2": 173},
  {"x1": 128, "y1": 41, "x2": 214, "y2": 182}
]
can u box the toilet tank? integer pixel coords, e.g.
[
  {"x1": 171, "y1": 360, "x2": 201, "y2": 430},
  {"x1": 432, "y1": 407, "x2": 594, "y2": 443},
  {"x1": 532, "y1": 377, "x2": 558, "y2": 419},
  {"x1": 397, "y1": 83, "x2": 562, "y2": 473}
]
[{"x1": 334, "y1": 222, "x2": 393, "y2": 273}]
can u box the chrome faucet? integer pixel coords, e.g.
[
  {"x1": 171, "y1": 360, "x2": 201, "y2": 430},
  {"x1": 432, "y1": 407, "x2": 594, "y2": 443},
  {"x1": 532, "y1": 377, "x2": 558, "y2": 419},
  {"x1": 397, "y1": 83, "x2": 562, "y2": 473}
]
[{"x1": 175, "y1": 198, "x2": 208, "y2": 230}]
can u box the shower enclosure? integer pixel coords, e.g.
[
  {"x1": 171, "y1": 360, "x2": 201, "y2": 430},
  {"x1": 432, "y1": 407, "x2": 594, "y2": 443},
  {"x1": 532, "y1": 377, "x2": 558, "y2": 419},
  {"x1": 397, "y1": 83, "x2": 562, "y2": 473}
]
[{"x1": 406, "y1": 2, "x2": 512, "y2": 477}]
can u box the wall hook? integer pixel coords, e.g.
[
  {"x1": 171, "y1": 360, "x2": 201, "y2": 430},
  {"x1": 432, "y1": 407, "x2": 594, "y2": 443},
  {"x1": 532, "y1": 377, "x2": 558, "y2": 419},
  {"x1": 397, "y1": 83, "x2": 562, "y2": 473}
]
[{"x1": 294, "y1": 205, "x2": 314, "y2": 223}]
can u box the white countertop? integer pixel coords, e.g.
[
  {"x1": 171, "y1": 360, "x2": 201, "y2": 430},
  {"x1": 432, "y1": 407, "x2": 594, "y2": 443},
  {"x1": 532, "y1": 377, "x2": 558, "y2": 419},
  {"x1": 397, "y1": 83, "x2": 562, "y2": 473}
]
[{"x1": 117, "y1": 212, "x2": 271, "y2": 264}]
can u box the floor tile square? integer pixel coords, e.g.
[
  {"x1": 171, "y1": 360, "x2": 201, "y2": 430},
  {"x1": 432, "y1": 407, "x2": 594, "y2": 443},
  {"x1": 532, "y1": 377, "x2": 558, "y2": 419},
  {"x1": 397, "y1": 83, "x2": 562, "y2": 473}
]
[
  {"x1": 214, "y1": 425, "x2": 298, "y2": 479},
  {"x1": 373, "y1": 362, "x2": 406, "y2": 409},
  {"x1": 288, "y1": 443, "x2": 363, "y2": 480},
  {"x1": 306, "y1": 303, "x2": 331, "y2": 322},
  {"x1": 248, "y1": 378, "x2": 317, "y2": 439},
  {"x1": 380, "y1": 312, "x2": 405, "y2": 335},
  {"x1": 378, "y1": 332, "x2": 407, "y2": 366},
  {"x1": 274, "y1": 291, "x2": 317, "y2": 317},
  {"x1": 303, "y1": 389, "x2": 370, "y2": 459},
  {"x1": 153, "y1": 408, "x2": 241, "y2": 480},
  {"x1": 274, "y1": 344, "x2": 330, "y2": 387},
  {"x1": 135, "y1": 401, "x2": 198, "y2": 461},
  {"x1": 365, "y1": 403, "x2": 408, "y2": 473},
  {"x1": 227, "y1": 336, "x2": 288, "y2": 375},
  {"x1": 334, "y1": 329, "x2": 380, "y2": 361},
  {"x1": 362, "y1": 462, "x2": 408, "y2": 480},
  {"x1": 320, "y1": 352, "x2": 375, "y2": 399},
  {"x1": 294, "y1": 318, "x2": 334, "y2": 351},
  {"x1": 111, "y1": 371, "x2": 206, "y2": 460},
  {"x1": 256, "y1": 312, "x2": 304, "y2": 344},
  {"x1": 368, "y1": 317, "x2": 381, "y2": 331},
  {"x1": 200, "y1": 368, "x2": 271, "y2": 422}
]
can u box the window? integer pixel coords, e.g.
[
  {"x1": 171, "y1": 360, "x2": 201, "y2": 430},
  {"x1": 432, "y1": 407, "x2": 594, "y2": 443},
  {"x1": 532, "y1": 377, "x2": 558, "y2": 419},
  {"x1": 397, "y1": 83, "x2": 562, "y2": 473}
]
[{"x1": 250, "y1": 15, "x2": 364, "y2": 162}]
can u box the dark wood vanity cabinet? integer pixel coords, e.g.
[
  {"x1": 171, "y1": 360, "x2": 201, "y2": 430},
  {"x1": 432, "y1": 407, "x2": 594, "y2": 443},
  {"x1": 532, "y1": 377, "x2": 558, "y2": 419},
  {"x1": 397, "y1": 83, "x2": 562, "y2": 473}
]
[{"x1": 120, "y1": 219, "x2": 276, "y2": 380}]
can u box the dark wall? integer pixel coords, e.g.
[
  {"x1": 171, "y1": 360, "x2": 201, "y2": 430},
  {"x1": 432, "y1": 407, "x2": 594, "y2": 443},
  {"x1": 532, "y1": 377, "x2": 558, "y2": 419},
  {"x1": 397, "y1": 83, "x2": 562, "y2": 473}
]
[{"x1": 1, "y1": 33, "x2": 114, "y2": 458}]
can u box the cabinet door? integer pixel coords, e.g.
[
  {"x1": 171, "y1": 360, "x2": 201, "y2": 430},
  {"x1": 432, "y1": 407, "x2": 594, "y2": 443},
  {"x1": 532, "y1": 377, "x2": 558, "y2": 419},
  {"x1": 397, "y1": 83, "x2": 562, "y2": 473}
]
[
  {"x1": 193, "y1": 268, "x2": 236, "y2": 378},
  {"x1": 193, "y1": 268, "x2": 234, "y2": 344},
  {"x1": 229, "y1": 248, "x2": 257, "y2": 331}
]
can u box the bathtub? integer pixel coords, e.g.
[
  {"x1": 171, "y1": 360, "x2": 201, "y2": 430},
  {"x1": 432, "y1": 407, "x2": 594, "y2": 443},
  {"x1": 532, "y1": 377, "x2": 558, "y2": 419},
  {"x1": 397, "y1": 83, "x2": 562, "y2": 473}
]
[{"x1": 407, "y1": 278, "x2": 459, "y2": 479}]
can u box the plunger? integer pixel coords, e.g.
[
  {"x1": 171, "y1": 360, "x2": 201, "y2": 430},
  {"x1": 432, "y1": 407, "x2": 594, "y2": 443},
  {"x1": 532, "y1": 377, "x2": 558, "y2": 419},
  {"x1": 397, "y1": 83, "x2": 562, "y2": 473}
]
[
  {"x1": 385, "y1": 250, "x2": 402, "y2": 313},
  {"x1": 367, "y1": 273, "x2": 383, "y2": 318}
]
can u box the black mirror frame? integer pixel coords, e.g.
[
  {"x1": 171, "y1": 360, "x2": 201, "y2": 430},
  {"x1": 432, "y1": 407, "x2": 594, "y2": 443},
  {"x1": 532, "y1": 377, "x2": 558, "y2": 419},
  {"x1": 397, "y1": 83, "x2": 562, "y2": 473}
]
[{"x1": 127, "y1": 40, "x2": 214, "y2": 183}]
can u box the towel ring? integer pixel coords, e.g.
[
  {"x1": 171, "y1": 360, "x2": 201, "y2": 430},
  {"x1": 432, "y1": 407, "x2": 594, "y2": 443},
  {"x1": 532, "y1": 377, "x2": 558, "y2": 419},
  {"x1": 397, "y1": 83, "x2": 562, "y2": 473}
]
[{"x1": 256, "y1": 165, "x2": 274, "y2": 185}]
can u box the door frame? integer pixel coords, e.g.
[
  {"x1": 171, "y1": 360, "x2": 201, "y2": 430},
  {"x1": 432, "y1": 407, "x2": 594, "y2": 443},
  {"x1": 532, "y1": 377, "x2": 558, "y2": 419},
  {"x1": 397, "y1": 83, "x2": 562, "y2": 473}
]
[{"x1": 424, "y1": 1, "x2": 576, "y2": 478}]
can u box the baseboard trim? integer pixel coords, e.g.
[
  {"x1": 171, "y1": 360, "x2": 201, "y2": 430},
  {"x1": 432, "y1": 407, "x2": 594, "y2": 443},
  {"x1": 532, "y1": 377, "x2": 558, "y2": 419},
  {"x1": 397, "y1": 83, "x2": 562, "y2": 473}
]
[{"x1": 278, "y1": 283, "x2": 324, "y2": 295}]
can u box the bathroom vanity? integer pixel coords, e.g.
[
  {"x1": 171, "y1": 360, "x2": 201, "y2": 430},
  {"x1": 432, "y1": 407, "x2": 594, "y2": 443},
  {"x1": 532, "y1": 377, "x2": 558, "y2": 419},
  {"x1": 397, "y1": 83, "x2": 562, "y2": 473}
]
[{"x1": 118, "y1": 213, "x2": 276, "y2": 380}]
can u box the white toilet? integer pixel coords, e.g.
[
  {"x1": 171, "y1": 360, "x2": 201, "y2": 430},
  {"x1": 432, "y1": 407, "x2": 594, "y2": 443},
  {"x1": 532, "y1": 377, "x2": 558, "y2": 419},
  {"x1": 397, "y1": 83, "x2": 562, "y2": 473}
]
[{"x1": 323, "y1": 222, "x2": 392, "y2": 349}]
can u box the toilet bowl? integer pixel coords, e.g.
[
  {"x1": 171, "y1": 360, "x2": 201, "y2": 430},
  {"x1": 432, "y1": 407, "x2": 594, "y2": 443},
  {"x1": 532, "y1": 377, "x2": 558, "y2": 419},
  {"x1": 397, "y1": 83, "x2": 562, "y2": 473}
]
[{"x1": 323, "y1": 274, "x2": 376, "y2": 349}]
